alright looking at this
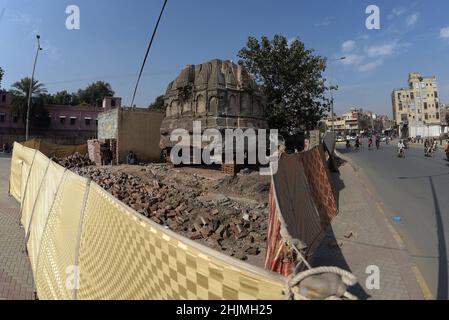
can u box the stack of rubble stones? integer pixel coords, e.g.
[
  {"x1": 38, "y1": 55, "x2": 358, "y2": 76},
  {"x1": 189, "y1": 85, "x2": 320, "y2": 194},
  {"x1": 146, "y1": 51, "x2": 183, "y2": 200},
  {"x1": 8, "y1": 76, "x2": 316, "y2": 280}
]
[
  {"x1": 70, "y1": 164, "x2": 268, "y2": 261},
  {"x1": 52, "y1": 153, "x2": 94, "y2": 170}
]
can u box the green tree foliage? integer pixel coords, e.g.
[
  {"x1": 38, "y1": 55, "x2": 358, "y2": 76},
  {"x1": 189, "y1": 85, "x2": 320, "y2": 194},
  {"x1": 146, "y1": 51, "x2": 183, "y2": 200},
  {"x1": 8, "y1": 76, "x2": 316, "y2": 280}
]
[
  {"x1": 238, "y1": 35, "x2": 331, "y2": 132},
  {"x1": 48, "y1": 90, "x2": 80, "y2": 106},
  {"x1": 0, "y1": 67, "x2": 4, "y2": 88},
  {"x1": 77, "y1": 81, "x2": 114, "y2": 107},
  {"x1": 9, "y1": 77, "x2": 49, "y2": 127},
  {"x1": 149, "y1": 95, "x2": 165, "y2": 111}
]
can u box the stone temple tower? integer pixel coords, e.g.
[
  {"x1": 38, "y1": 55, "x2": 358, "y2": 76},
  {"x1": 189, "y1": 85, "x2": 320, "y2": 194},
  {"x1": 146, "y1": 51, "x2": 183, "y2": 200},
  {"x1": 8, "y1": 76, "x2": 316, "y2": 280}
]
[{"x1": 160, "y1": 59, "x2": 268, "y2": 150}]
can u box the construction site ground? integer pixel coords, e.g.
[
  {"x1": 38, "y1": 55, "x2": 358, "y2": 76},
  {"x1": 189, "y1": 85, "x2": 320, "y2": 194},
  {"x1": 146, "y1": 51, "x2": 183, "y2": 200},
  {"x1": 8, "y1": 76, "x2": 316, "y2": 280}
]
[{"x1": 72, "y1": 162, "x2": 271, "y2": 268}]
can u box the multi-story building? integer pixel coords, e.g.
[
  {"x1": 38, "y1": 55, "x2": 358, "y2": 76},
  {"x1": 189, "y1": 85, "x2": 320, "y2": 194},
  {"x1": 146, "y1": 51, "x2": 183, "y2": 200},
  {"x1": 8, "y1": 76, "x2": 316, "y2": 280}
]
[
  {"x1": 392, "y1": 72, "x2": 441, "y2": 137},
  {"x1": 325, "y1": 108, "x2": 362, "y2": 134},
  {"x1": 324, "y1": 114, "x2": 346, "y2": 133},
  {"x1": 0, "y1": 89, "x2": 122, "y2": 144},
  {"x1": 343, "y1": 108, "x2": 362, "y2": 132}
]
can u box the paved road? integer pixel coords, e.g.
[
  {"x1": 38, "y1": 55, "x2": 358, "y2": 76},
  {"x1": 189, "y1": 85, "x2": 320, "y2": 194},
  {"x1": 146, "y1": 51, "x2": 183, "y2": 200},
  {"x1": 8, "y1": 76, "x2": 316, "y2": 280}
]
[{"x1": 337, "y1": 141, "x2": 449, "y2": 300}]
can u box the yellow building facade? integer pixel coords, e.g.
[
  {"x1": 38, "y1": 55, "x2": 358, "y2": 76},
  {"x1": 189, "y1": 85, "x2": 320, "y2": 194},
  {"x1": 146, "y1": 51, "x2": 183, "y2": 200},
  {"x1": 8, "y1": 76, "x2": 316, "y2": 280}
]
[{"x1": 392, "y1": 72, "x2": 441, "y2": 126}]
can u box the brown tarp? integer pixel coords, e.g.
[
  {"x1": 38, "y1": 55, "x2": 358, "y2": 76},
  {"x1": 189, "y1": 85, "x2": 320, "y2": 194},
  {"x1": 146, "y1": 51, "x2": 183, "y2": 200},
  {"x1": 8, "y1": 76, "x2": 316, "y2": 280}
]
[{"x1": 265, "y1": 144, "x2": 338, "y2": 276}]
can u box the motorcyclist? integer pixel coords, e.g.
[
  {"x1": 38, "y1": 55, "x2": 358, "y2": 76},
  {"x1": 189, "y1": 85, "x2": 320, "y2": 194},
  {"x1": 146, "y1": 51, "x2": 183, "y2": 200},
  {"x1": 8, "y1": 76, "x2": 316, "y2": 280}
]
[
  {"x1": 368, "y1": 137, "x2": 373, "y2": 149},
  {"x1": 398, "y1": 140, "x2": 405, "y2": 157},
  {"x1": 346, "y1": 137, "x2": 351, "y2": 150},
  {"x1": 355, "y1": 137, "x2": 360, "y2": 151},
  {"x1": 445, "y1": 140, "x2": 449, "y2": 160},
  {"x1": 432, "y1": 139, "x2": 438, "y2": 153},
  {"x1": 375, "y1": 135, "x2": 381, "y2": 149},
  {"x1": 424, "y1": 139, "x2": 429, "y2": 157}
]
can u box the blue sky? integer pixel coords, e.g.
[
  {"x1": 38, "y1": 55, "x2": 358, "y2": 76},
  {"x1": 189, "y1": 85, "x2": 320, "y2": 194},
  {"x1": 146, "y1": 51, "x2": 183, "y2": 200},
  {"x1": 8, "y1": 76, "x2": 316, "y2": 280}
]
[{"x1": 1, "y1": 0, "x2": 449, "y2": 116}]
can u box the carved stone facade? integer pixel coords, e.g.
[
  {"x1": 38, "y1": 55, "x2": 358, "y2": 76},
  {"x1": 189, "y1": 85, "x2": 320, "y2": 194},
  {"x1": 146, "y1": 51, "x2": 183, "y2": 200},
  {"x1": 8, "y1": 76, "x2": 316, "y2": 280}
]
[{"x1": 160, "y1": 59, "x2": 268, "y2": 149}]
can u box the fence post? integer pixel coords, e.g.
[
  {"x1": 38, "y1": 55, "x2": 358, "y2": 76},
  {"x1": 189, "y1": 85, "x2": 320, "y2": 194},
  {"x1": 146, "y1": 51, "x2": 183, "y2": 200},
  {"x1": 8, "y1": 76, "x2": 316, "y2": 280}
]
[{"x1": 73, "y1": 178, "x2": 91, "y2": 300}]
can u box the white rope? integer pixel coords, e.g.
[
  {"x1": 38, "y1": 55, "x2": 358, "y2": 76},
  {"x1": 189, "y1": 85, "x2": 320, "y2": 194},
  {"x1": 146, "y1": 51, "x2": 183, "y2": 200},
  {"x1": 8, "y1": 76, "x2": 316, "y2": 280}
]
[{"x1": 288, "y1": 266, "x2": 358, "y2": 300}]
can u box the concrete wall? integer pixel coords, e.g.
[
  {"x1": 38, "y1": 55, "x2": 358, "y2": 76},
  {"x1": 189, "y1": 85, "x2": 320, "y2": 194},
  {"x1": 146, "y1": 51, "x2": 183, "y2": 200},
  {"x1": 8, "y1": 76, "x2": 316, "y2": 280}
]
[
  {"x1": 409, "y1": 125, "x2": 444, "y2": 138},
  {"x1": 117, "y1": 108, "x2": 165, "y2": 163},
  {"x1": 98, "y1": 108, "x2": 119, "y2": 140}
]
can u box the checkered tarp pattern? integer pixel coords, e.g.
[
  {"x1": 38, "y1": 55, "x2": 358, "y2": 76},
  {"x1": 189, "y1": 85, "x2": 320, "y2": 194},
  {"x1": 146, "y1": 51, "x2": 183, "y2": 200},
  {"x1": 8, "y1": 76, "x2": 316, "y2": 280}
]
[
  {"x1": 77, "y1": 184, "x2": 285, "y2": 300},
  {"x1": 10, "y1": 142, "x2": 287, "y2": 300}
]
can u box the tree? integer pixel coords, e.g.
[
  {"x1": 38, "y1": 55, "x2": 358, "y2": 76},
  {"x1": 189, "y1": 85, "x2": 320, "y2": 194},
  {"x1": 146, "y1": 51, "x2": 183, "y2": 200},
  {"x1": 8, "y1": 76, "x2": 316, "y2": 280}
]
[
  {"x1": 77, "y1": 81, "x2": 114, "y2": 107},
  {"x1": 52, "y1": 90, "x2": 80, "y2": 105},
  {"x1": 0, "y1": 67, "x2": 4, "y2": 88},
  {"x1": 10, "y1": 78, "x2": 48, "y2": 121},
  {"x1": 149, "y1": 95, "x2": 165, "y2": 111},
  {"x1": 238, "y1": 35, "x2": 331, "y2": 132}
]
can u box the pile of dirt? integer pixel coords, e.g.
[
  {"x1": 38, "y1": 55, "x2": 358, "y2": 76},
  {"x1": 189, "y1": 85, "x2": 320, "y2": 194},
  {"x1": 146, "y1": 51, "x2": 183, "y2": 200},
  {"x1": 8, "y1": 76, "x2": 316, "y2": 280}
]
[{"x1": 72, "y1": 164, "x2": 270, "y2": 265}]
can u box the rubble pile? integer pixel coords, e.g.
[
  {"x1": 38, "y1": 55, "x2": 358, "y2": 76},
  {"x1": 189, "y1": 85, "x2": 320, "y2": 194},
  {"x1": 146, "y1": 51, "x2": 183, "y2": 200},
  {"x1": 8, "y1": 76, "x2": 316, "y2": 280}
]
[
  {"x1": 73, "y1": 165, "x2": 269, "y2": 262},
  {"x1": 52, "y1": 153, "x2": 94, "y2": 170}
]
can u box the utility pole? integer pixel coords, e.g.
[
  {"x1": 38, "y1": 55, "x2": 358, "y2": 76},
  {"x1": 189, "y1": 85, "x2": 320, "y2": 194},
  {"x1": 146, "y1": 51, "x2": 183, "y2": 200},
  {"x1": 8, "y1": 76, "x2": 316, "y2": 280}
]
[
  {"x1": 26, "y1": 35, "x2": 42, "y2": 141},
  {"x1": 328, "y1": 57, "x2": 346, "y2": 133}
]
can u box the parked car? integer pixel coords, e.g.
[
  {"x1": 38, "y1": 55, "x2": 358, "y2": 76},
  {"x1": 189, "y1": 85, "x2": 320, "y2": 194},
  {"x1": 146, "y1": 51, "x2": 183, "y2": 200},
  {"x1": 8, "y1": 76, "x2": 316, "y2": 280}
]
[{"x1": 336, "y1": 136, "x2": 345, "y2": 142}]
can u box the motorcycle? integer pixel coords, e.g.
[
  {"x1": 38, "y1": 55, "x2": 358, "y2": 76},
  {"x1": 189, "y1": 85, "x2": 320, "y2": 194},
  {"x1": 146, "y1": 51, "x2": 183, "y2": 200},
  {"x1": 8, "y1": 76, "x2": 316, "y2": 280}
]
[{"x1": 398, "y1": 148, "x2": 405, "y2": 158}]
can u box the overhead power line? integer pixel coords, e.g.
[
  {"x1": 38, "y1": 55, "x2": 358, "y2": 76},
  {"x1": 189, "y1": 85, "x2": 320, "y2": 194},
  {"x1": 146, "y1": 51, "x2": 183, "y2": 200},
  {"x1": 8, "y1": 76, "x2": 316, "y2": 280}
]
[{"x1": 130, "y1": 0, "x2": 168, "y2": 108}]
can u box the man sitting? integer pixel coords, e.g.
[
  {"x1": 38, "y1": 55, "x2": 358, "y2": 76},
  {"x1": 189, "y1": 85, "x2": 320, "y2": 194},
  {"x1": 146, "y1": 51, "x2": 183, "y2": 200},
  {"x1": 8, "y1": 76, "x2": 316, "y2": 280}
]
[{"x1": 126, "y1": 151, "x2": 137, "y2": 165}]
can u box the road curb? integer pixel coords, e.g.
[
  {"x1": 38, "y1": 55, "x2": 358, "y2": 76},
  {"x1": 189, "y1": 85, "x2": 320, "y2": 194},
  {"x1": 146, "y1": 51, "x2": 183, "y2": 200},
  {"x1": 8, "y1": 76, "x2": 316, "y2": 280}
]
[{"x1": 335, "y1": 150, "x2": 360, "y2": 172}]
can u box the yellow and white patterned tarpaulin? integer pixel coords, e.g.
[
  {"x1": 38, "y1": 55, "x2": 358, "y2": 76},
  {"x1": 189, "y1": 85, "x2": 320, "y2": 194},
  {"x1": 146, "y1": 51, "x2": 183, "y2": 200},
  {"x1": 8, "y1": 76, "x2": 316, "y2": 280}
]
[{"x1": 9, "y1": 142, "x2": 287, "y2": 300}]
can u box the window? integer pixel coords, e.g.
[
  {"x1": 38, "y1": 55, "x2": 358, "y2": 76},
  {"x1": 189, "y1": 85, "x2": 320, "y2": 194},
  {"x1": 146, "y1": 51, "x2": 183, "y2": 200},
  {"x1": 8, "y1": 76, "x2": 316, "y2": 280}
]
[
  {"x1": 436, "y1": 113, "x2": 440, "y2": 120},
  {"x1": 398, "y1": 103, "x2": 403, "y2": 111},
  {"x1": 436, "y1": 102, "x2": 439, "y2": 109},
  {"x1": 111, "y1": 99, "x2": 116, "y2": 107},
  {"x1": 425, "y1": 114, "x2": 428, "y2": 120},
  {"x1": 0, "y1": 113, "x2": 5, "y2": 122},
  {"x1": 60, "y1": 117, "x2": 66, "y2": 125},
  {"x1": 70, "y1": 118, "x2": 76, "y2": 125},
  {"x1": 410, "y1": 92, "x2": 414, "y2": 99},
  {"x1": 397, "y1": 93, "x2": 401, "y2": 99},
  {"x1": 424, "y1": 102, "x2": 428, "y2": 110},
  {"x1": 85, "y1": 118, "x2": 91, "y2": 126},
  {"x1": 434, "y1": 91, "x2": 438, "y2": 98}
]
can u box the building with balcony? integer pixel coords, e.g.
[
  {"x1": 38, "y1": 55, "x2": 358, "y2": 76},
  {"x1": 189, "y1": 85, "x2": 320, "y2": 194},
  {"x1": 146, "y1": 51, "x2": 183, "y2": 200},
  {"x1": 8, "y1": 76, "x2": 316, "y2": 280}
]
[{"x1": 392, "y1": 72, "x2": 441, "y2": 137}]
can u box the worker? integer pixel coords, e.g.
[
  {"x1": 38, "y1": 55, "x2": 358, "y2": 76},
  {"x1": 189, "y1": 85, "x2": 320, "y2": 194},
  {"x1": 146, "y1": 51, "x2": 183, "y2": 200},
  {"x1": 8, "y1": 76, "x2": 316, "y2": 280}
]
[
  {"x1": 126, "y1": 151, "x2": 137, "y2": 165},
  {"x1": 100, "y1": 143, "x2": 112, "y2": 166}
]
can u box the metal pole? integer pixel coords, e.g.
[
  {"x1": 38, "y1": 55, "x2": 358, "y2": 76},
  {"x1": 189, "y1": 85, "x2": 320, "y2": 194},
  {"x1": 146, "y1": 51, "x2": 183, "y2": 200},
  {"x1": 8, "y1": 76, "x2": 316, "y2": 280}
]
[
  {"x1": 25, "y1": 35, "x2": 41, "y2": 141},
  {"x1": 331, "y1": 97, "x2": 335, "y2": 133},
  {"x1": 328, "y1": 57, "x2": 346, "y2": 134}
]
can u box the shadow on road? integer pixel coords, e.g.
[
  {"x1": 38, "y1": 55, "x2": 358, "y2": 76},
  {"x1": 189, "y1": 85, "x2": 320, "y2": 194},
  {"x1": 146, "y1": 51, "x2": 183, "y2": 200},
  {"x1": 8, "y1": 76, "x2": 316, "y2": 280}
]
[{"x1": 398, "y1": 172, "x2": 449, "y2": 300}]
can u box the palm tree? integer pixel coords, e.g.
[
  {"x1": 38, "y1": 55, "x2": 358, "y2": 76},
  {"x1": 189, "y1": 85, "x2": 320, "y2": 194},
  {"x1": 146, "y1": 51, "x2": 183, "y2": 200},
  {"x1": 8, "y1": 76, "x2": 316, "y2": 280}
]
[
  {"x1": 11, "y1": 77, "x2": 47, "y2": 99},
  {"x1": 10, "y1": 77, "x2": 47, "y2": 121}
]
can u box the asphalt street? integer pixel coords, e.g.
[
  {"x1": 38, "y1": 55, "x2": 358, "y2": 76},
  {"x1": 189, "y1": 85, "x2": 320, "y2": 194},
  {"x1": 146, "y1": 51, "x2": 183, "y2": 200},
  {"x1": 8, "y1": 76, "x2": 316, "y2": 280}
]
[{"x1": 337, "y1": 140, "x2": 449, "y2": 300}]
